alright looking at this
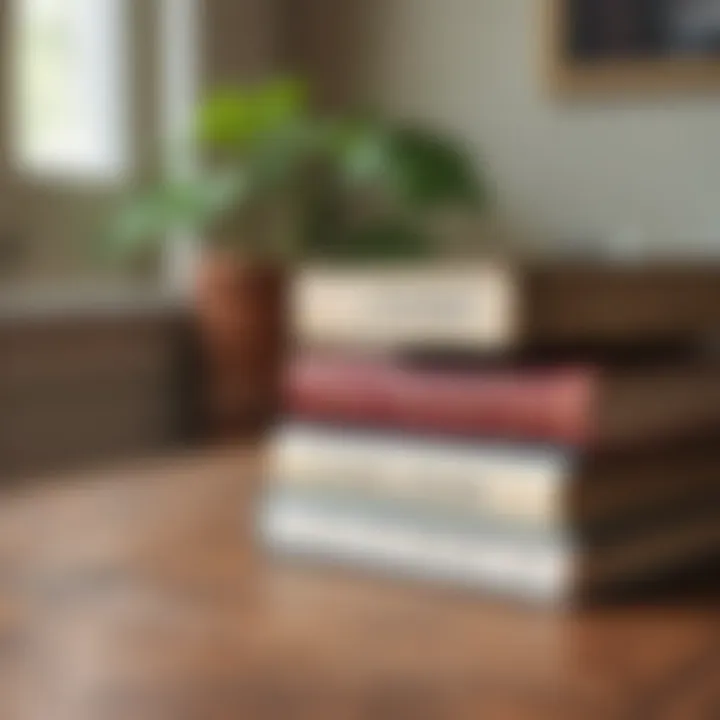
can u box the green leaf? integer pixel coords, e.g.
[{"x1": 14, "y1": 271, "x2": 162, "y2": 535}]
[
  {"x1": 105, "y1": 194, "x2": 173, "y2": 257},
  {"x1": 329, "y1": 118, "x2": 391, "y2": 186},
  {"x1": 384, "y1": 127, "x2": 483, "y2": 208},
  {"x1": 244, "y1": 118, "x2": 318, "y2": 190},
  {"x1": 197, "y1": 77, "x2": 310, "y2": 151},
  {"x1": 254, "y1": 77, "x2": 310, "y2": 133},
  {"x1": 183, "y1": 168, "x2": 250, "y2": 218},
  {"x1": 333, "y1": 121, "x2": 485, "y2": 210},
  {"x1": 197, "y1": 90, "x2": 259, "y2": 149},
  {"x1": 104, "y1": 169, "x2": 249, "y2": 259}
]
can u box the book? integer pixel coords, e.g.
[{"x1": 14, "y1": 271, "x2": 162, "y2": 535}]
[
  {"x1": 293, "y1": 263, "x2": 720, "y2": 352},
  {"x1": 261, "y1": 494, "x2": 720, "y2": 603},
  {"x1": 268, "y1": 424, "x2": 720, "y2": 534},
  {"x1": 285, "y1": 354, "x2": 720, "y2": 448}
]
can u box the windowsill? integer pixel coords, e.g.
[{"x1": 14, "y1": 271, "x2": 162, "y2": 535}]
[{"x1": 0, "y1": 282, "x2": 188, "y2": 322}]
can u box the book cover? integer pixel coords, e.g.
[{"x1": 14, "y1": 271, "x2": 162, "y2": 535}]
[
  {"x1": 286, "y1": 354, "x2": 720, "y2": 447},
  {"x1": 294, "y1": 264, "x2": 720, "y2": 352},
  {"x1": 261, "y1": 492, "x2": 720, "y2": 603},
  {"x1": 268, "y1": 424, "x2": 720, "y2": 531}
]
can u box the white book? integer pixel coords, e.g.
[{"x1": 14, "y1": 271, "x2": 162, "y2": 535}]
[
  {"x1": 262, "y1": 497, "x2": 570, "y2": 602},
  {"x1": 261, "y1": 497, "x2": 720, "y2": 604}
]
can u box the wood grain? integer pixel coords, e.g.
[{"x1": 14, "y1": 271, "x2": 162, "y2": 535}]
[{"x1": 0, "y1": 449, "x2": 717, "y2": 719}]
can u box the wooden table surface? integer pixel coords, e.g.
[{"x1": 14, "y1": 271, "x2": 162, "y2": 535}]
[{"x1": 0, "y1": 448, "x2": 717, "y2": 719}]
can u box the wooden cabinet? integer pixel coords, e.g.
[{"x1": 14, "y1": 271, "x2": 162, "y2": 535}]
[{"x1": 0, "y1": 294, "x2": 194, "y2": 480}]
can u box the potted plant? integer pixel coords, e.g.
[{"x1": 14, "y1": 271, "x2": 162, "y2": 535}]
[{"x1": 109, "y1": 77, "x2": 487, "y2": 438}]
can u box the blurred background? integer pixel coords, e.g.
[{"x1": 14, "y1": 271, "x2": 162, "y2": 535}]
[{"x1": 4, "y1": 0, "x2": 720, "y2": 288}]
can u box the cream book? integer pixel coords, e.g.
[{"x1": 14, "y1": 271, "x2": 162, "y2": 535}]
[
  {"x1": 268, "y1": 424, "x2": 720, "y2": 534},
  {"x1": 293, "y1": 262, "x2": 720, "y2": 351}
]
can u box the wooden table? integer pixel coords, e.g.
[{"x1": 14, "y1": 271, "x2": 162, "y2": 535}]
[{"x1": 0, "y1": 449, "x2": 717, "y2": 719}]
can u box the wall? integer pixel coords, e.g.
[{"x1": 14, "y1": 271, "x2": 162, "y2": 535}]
[
  {"x1": 203, "y1": 0, "x2": 279, "y2": 87},
  {"x1": 285, "y1": 0, "x2": 720, "y2": 256}
]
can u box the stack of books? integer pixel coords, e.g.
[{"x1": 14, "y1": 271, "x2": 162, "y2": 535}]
[{"x1": 261, "y1": 264, "x2": 720, "y2": 603}]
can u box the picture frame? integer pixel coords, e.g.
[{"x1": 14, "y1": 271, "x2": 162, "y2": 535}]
[{"x1": 547, "y1": 0, "x2": 720, "y2": 95}]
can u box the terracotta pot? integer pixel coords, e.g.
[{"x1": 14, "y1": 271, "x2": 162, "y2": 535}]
[{"x1": 194, "y1": 251, "x2": 287, "y2": 441}]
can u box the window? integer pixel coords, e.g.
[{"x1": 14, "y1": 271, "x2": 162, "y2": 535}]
[
  {"x1": 12, "y1": 0, "x2": 129, "y2": 180},
  {"x1": 159, "y1": 0, "x2": 201, "y2": 291}
]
